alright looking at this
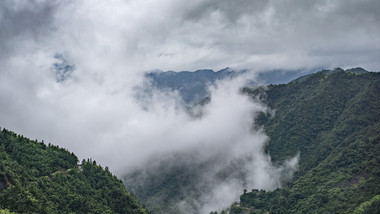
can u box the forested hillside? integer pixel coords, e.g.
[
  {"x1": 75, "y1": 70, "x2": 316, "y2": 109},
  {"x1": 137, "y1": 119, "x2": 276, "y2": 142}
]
[
  {"x1": 230, "y1": 68, "x2": 380, "y2": 213},
  {"x1": 0, "y1": 129, "x2": 149, "y2": 214}
]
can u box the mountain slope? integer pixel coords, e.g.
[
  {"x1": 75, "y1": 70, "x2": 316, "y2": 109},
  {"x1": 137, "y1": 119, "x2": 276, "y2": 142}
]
[
  {"x1": 0, "y1": 128, "x2": 149, "y2": 214},
  {"x1": 232, "y1": 69, "x2": 380, "y2": 213}
]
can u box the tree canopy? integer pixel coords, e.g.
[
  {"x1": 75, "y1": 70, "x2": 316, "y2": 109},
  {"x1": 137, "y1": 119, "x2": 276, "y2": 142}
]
[{"x1": 0, "y1": 128, "x2": 149, "y2": 214}]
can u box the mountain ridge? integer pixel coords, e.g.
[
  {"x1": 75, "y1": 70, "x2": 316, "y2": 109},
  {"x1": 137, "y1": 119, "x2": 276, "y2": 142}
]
[
  {"x1": 130, "y1": 68, "x2": 380, "y2": 214},
  {"x1": 145, "y1": 67, "x2": 317, "y2": 104},
  {"x1": 229, "y1": 69, "x2": 380, "y2": 213},
  {"x1": 0, "y1": 128, "x2": 150, "y2": 214}
]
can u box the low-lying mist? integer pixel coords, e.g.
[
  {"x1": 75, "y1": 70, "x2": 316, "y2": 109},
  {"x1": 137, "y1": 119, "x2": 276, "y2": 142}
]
[
  {"x1": 0, "y1": 1, "x2": 301, "y2": 213},
  {"x1": 0, "y1": 53, "x2": 299, "y2": 213},
  {"x1": 123, "y1": 75, "x2": 299, "y2": 213}
]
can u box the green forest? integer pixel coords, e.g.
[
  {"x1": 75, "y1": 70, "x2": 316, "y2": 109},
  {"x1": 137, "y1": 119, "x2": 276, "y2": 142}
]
[
  {"x1": 227, "y1": 68, "x2": 380, "y2": 213},
  {"x1": 0, "y1": 129, "x2": 149, "y2": 214}
]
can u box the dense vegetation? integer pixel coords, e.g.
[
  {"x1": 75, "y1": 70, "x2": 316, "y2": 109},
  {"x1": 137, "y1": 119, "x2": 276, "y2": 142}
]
[
  {"x1": 229, "y1": 68, "x2": 380, "y2": 213},
  {"x1": 0, "y1": 129, "x2": 149, "y2": 214}
]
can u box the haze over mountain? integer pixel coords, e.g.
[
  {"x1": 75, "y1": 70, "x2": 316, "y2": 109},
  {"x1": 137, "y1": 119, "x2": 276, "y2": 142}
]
[
  {"x1": 1, "y1": 68, "x2": 378, "y2": 213},
  {"x1": 1, "y1": 0, "x2": 379, "y2": 173},
  {"x1": 144, "y1": 68, "x2": 319, "y2": 104},
  {"x1": 1, "y1": 0, "x2": 380, "y2": 213},
  {"x1": 125, "y1": 67, "x2": 380, "y2": 214}
]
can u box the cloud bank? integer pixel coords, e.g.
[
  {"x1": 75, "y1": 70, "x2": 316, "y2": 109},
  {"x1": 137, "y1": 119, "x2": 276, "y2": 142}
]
[
  {"x1": 1, "y1": 0, "x2": 380, "y2": 72},
  {"x1": 0, "y1": 0, "x2": 379, "y2": 212},
  {"x1": 124, "y1": 76, "x2": 300, "y2": 213}
]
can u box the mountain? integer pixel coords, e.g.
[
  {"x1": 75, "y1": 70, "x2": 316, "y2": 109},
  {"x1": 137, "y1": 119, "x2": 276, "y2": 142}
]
[
  {"x1": 0, "y1": 128, "x2": 149, "y2": 214},
  {"x1": 2, "y1": 67, "x2": 378, "y2": 214},
  {"x1": 145, "y1": 68, "x2": 245, "y2": 104},
  {"x1": 144, "y1": 68, "x2": 313, "y2": 104},
  {"x1": 229, "y1": 68, "x2": 380, "y2": 213},
  {"x1": 128, "y1": 67, "x2": 380, "y2": 214},
  {"x1": 254, "y1": 68, "x2": 317, "y2": 85}
]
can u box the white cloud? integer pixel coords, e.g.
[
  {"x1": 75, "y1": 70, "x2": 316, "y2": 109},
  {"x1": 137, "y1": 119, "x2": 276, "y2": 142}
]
[{"x1": 0, "y1": 0, "x2": 378, "y2": 212}]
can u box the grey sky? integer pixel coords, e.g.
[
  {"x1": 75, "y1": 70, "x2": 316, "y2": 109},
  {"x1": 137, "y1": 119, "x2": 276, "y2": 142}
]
[
  {"x1": 1, "y1": 0, "x2": 379, "y2": 179},
  {"x1": 1, "y1": 0, "x2": 379, "y2": 173},
  {"x1": 1, "y1": 0, "x2": 379, "y2": 71}
]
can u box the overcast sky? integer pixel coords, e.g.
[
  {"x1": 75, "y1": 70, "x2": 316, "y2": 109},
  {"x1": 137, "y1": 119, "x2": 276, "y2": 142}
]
[
  {"x1": 1, "y1": 0, "x2": 380, "y2": 174},
  {"x1": 1, "y1": 0, "x2": 380, "y2": 168},
  {"x1": 1, "y1": 0, "x2": 380, "y2": 72}
]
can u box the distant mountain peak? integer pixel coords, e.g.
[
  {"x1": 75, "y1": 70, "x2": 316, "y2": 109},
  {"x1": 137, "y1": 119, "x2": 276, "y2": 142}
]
[
  {"x1": 345, "y1": 67, "x2": 368, "y2": 74},
  {"x1": 291, "y1": 67, "x2": 369, "y2": 84},
  {"x1": 144, "y1": 68, "x2": 247, "y2": 104}
]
